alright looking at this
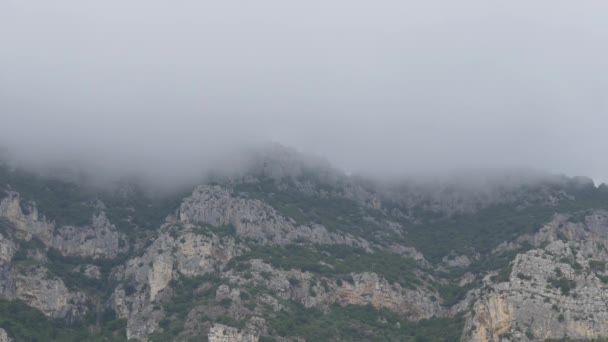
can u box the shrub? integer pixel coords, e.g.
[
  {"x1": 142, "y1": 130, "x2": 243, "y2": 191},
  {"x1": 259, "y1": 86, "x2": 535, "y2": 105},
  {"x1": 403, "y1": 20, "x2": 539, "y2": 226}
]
[
  {"x1": 517, "y1": 273, "x2": 532, "y2": 281},
  {"x1": 590, "y1": 260, "x2": 606, "y2": 272},
  {"x1": 547, "y1": 276, "x2": 576, "y2": 296}
]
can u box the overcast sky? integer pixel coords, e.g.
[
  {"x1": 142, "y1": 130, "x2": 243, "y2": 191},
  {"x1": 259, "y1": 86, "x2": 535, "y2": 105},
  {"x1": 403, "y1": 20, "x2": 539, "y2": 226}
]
[{"x1": 1, "y1": 0, "x2": 607, "y2": 182}]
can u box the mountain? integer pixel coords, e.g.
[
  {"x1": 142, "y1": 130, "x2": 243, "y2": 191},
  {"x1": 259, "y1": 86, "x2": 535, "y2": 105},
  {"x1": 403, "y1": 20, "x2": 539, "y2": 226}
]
[{"x1": 0, "y1": 145, "x2": 608, "y2": 341}]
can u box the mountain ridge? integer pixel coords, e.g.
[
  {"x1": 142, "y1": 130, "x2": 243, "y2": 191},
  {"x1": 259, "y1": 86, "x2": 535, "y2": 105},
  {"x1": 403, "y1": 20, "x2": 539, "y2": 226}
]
[{"x1": 0, "y1": 146, "x2": 607, "y2": 341}]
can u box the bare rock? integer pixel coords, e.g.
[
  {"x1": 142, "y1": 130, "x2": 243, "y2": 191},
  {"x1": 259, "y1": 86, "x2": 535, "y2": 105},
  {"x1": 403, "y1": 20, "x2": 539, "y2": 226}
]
[
  {"x1": 177, "y1": 185, "x2": 368, "y2": 247},
  {"x1": 0, "y1": 328, "x2": 12, "y2": 342},
  {"x1": 12, "y1": 264, "x2": 87, "y2": 320}
]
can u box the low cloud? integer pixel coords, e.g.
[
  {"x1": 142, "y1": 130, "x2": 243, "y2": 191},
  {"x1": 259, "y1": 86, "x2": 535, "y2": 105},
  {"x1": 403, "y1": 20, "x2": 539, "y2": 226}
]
[{"x1": 1, "y1": 0, "x2": 607, "y2": 184}]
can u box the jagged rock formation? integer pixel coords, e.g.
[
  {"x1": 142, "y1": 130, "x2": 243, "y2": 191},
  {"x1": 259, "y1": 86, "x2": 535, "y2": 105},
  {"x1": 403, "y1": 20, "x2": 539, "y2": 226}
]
[
  {"x1": 177, "y1": 185, "x2": 368, "y2": 247},
  {"x1": 12, "y1": 264, "x2": 87, "y2": 319},
  {"x1": 465, "y1": 212, "x2": 608, "y2": 341},
  {"x1": 113, "y1": 223, "x2": 243, "y2": 340},
  {"x1": 0, "y1": 192, "x2": 54, "y2": 243},
  {"x1": 0, "y1": 192, "x2": 127, "y2": 259}
]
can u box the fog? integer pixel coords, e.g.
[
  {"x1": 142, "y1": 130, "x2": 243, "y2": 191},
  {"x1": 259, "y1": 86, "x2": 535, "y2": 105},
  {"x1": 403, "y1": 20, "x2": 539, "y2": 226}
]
[{"x1": 1, "y1": 0, "x2": 607, "y2": 184}]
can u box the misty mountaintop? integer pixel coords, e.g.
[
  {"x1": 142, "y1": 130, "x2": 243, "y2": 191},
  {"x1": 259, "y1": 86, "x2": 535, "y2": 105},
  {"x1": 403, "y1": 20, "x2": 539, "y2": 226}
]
[
  {"x1": 1, "y1": 143, "x2": 605, "y2": 258},
  {"x1": 0, "y1": 144, "x2": 608, "y2": 341}
]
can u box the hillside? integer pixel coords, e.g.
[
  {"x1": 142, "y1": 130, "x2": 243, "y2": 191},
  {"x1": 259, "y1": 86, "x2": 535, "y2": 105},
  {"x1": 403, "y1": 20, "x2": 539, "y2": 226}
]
[{"x1": 1, "y1": 147, "x2": 608, "y2": 341}]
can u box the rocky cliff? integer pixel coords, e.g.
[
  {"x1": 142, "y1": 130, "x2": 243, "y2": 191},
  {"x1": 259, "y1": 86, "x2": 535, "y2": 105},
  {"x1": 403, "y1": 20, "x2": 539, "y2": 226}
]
[
  {"x1": 464, "y1": 212, "x2": 608, "y2": 341},
  {"x1": 0, "y1": 151, "x2": 607, "y2": 341}
]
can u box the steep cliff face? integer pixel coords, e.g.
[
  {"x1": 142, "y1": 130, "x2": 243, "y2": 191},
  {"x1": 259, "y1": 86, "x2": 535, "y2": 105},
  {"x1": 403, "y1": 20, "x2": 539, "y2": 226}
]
[
  {"x1": 0, "y1": 193, "x2": 127, "y2": 259},
  {"x1": 0, "y1": 192, "x2": 54, "y2": 242},
  {"x1": 465, "y1": 212, "x2": 608, "y2": 341},
  {"x1": 13, "y1": 264, "x2": 88, "y2": 320},
  {"x1": 110, "y1": 185, "x2": 439, "y2": 339},
  {"x1": 52, "y1": 212, "x2": 128, "y2": 259},
  {"x1": 222, "y1": 258, "x2": 441, "y2": 320},
  {"x1": 113, "y1": 223, "x2": 243, "y2": 340},
  {"x1": 0, "y1": 233, "x2": 16, "y2": 267}
]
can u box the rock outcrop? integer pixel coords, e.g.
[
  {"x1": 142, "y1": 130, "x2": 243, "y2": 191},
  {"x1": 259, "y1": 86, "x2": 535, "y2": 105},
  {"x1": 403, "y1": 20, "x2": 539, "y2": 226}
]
[
  {"x1": 51, "y1": 212, "x2": 127, "y2": 259},
  {"x1": 177, "y1": 185, "x2": 368, "y2": 247},
  {"x1": 12, "y1": 264, "x2": 87, "y2": 320},
  {"x1": 208, "y1": 318, "x2": 265, "y2": 342},
  {"x1": 465, "y1": 211, "x2": 608, "y2": 341},
  {"x1": 0, "y1": 192, "x2": 127, "y2": 259},
  {"x1": 0, "y1": 192, "x2": 53, "y2": 242},
  {"x1": 225, "y1": 259, "x2": 441, "y2": 320},
  {"x1": 113, "y1": 224, "x2": 242, "y2": 340}
]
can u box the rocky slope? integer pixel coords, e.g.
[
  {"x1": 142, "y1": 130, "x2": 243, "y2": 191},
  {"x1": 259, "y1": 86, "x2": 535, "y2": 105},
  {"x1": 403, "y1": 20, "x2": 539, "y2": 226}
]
[
  {"x1": 465, "y1": 212, "x2": 608, "y2": 341},
  {"x1": 0, "y1": 148, "x2": 607, "y2": 341}
]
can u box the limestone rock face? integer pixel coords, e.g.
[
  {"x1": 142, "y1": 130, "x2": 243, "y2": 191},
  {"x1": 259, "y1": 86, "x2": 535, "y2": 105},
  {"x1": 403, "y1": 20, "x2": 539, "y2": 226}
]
[
  {"x1": 51, "y1": 212, "x2": 128, "y2": 259},
  {"x1": 0, "y1": 192, "x2": 127, "y2": 259},
  {"x1": 208, "y1": 317, "x2": 265, "y2": 342},
  {"x1": 6, "y1": 163, "x2": 608, "y2": 342},
  {"x1": 332, "y1": 272, "x2": 441, "y2": 320},
  {"x1": 228, "y1": 260, "x2": 442, "y2": 320},
  {"x1": 208, "y1": 324, "x2": 259, "y2": 342},
  {"x1": 0, "y1": 192, "x2": 53, "y2": 242},
  {"x1": 0, "y1": 233, "x2": 16, "y2": 266},
  {"x1": 114, "y1": 224, "x2": 242, "y2": 340},
  {"x1": 12, "y1": 265, "x2": 87, "y2": 320},
  {"x1": 465, "y1": 211, "x2": 608, "y2": 341},
  {"x1": 177, "y1": 185, "x2": 367, "y2": 247}
]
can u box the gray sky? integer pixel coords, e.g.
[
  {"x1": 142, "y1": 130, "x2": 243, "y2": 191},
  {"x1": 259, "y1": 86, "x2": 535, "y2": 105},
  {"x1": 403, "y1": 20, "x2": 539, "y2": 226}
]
[{"x1": 1, "y1": 0, "x2": 607, "y2": 182}]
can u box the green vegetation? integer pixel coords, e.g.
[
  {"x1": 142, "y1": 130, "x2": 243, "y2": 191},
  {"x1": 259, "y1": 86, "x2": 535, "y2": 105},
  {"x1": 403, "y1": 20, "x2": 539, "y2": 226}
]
[
  {"x1": 589, "y1": 260, "x2": 606, "y2": 272},
  {"x1": 5, "y1": 159, "x2": 608, "y2": 341},
  {"x1": 0, "y1": 164, "x2": 186, "y2": 235},
  {"x1": 234, "y1": 178, "x2": 395, "y2": 243},
  {"x1": 101, "y1": 185, "x2": 187, "y2": 233},
  {"x1": 163, "y1": 273, "x2": 221, "y2": 320},
  {"x1": 12, "y1": 237, "x2": 46, "y2": 262},
  {"x1": 266, "y1": 302, "x2": 463, "y2": 341},
  {"x1": 0, "y1": 218, "x2": 14, "y2": 237},
  {"x1": 517, "y1": 272, "x2": 532, "y2": 281},
  {"x1": 437, "y1": 283, "x2": 475, "y2": 306},
  {"x1": 44, "y1": 248, "x2": 126, "y2": 293},
  {"x1": 547, "y1": 276, "x2": 577, "y2": 296},
  {"x1": 190, "y1": 223, "x2": 237, "y2": 238},
  {"x1": 149, "y1": 274, "x2": 221, "y2": 342},
  {"x1": 149, "y1": 273, "x2": 256, "y2": 342},
  {"x1": 526, "y1": 329, "x2": 535, "y2": 339},
  {"x1": 235, "y1": 175, "x2": 608, "y2": 272},
  {"x1": 231, "y1": 244, "x2": 420, "y2": 288},
  {"x1": 10, "y1": 241, "x2": 128, "y2": 338},
  {"x1": 546, "y1": 338, "x2": 608, "y2": 342},
  {"x1": 491, "y1": 265, "x2": 513, "y2": 283},
  {"x1": 406, "y1": 182, "x2": 608, "y2": 264},
  {"x1": 0, "y1": 166, "x2": 95, "y2": 226},
  {"x1": 559, "y1": 256, "x2": 583, "y2": 272},
  {"x1": 407, "y1": 203, "x2": 558, "y2": 263},
  {"x1": 0, "y1": 299, "x2": 126, "y2": 341}
]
